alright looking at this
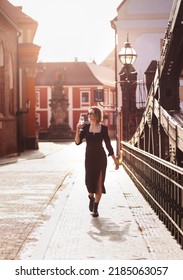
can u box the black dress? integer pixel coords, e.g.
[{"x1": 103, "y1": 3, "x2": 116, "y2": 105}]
[{"x1": 76, "y1": 124, "x2": 114, "y2": 194}]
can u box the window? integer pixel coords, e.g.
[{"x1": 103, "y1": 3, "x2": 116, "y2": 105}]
[
  {"x1": 8, "y1": 54, "x2": 14, "y2": 115},
  {"x1": 104, "y1": 89, "x2": 109, "y2": 105},
  {"x1": 80, "y1": 91, "x2": 89, "y2": 107},
  {"x1": 82, "y1": 91, "x2": 89, "y2": 103}
]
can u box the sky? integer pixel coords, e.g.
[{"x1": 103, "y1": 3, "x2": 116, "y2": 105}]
[{"x1": 9, "y1": 0, "x2": 122, "y2": 64}]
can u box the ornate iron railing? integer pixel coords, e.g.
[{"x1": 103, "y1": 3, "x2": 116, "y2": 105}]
[{"x1": 121, "y1": 141, "x2": 183, "y2": 248}]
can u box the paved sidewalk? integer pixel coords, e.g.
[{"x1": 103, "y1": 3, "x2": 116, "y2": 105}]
[
  {"x1": 31, "y1": 160, "x2": 183, "y2": 260},
  {"x1": 1, "y1": 142, "x2": 183, "y2": 260},
  {"x1": 0, "y1": 142, "x2": 63, "y2": 166},
  {"x1": 0, "y1": 142, "x2": 76, "y2": 260}
]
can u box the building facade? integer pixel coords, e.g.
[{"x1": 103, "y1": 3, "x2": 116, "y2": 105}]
[
  {"x1": 0, "y1": 0, "x2": 40, "y2": 157},
  {"x1": 0, "y1": 3, "x2": 18, "y2": 156},
  {"x1": 35, "y1": 62, "x2": 116, "y2": 138}
]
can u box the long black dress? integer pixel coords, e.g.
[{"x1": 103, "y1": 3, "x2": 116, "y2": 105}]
[{"x1": 76, "y1": 124, "x2": 114, "y2": 194}]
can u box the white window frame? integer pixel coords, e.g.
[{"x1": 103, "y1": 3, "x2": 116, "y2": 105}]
[{"x1": 80, "y1": 90, "x2": 90, "y2": 107}]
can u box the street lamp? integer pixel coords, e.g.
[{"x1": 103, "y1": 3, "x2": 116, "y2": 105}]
[
  {"x1": 119, "y1": 35, "x2": 137, "y2": 141},
  {"x1": 118, "y1": 35, "x2": 137, "y2": 66}
]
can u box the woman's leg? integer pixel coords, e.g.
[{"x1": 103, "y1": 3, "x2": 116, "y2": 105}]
[
  {"x1": 88, "y1": 192, "x2": 94, "y2": 198},
  {"x1": 95, "y1": 171, "x2": 103, "y2": 203},
  {"x1": 88, "y1": 192, "x2": 94, "y2": 212},
  {"x1": 92, "y1": 171, "x2": 103, "y2": 217}
]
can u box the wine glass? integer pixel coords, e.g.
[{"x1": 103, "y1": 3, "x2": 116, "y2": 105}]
[{"x1": 79, "y1": 115, "x2": 85, "y2": 130}]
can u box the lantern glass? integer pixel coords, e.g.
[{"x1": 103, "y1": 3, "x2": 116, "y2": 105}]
[{"x1": 119, "y1": 42, "x2": 137, "y2": 65}]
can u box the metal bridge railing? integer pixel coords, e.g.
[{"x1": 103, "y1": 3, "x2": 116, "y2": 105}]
[{"x1": 121, "y1": 141, "x2": 183, "y2": 248}]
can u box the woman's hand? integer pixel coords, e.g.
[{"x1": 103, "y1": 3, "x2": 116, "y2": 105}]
[
  {"x1": 76, "y1": 122, "x2": 84, "y2": 131},
  {"x1": 111, "y1": 155, "x2": 119, "y2": 170},
  {"x1": 114, "y1": 158, "x2": 119, "y2": 170},
  {"x1": 75, "y1": 122, "x2": 85, "y2": 144}
]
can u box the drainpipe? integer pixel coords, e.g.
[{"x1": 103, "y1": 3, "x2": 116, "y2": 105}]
[{"x1": 111, "y1": 19, "x2": 119, "y2": 157}]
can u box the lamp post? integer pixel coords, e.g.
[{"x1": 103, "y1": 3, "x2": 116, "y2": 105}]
[{"x1": 119, "y1": 35, "x2": 137, "y2": 141}]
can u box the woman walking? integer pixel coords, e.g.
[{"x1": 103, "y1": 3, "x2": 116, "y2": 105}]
[{"x1": 75, "y1": 106, "x2": 119, "y2": 217}]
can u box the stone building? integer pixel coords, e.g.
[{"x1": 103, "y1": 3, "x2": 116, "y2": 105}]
[{"x1": 0, "y1": 0, "x2": 40, "y2": 157}]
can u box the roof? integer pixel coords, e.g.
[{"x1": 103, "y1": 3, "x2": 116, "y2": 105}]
[
  {"x1": 0, "y1": 0, "x2": 37, "y2": 25},
  {"x1": 100, "y1": 49, "x2": 115, "y2": 70},
  {"x1": 36, "y1": 62, "x2": 115, "y2": 88},
  {"x1": 117, "y1": 0, "x2": 126, "y2": 11},
  {"x1": 87, "y1": 62, "x2": 115, "y2": 87},
  {"x1": 145, "y1": 60, "x2": 157, "y2": 73}
]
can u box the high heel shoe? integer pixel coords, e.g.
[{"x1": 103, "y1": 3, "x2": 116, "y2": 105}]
[
  {"x1": 92, "y1": 202, "x2": 99, "y2": 217},
  {"x1": 88, "y1": 195, "x2": 95, "y2": 212}
]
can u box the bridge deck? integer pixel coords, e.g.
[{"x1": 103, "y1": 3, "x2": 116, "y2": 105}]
[{"x1": 30, "y1": 156, "x2": 183, "y2": 260}]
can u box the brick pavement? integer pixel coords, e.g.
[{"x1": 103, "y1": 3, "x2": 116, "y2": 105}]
[{"x1": 30, "y1": 157, "x2": 183, "y2": 260}]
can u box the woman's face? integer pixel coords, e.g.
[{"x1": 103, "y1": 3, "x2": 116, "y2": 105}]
[{"x1": 88, "y1": 109, "x2": 95, "y2": 121}]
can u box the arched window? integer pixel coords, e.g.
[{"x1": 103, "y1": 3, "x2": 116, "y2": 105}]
[
  {"x1": 8, "y1": 54, "x2": 14, "y2": 115},
  {"x1": 0, "y1": 42, "x2": 5, "y2": 115}
]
